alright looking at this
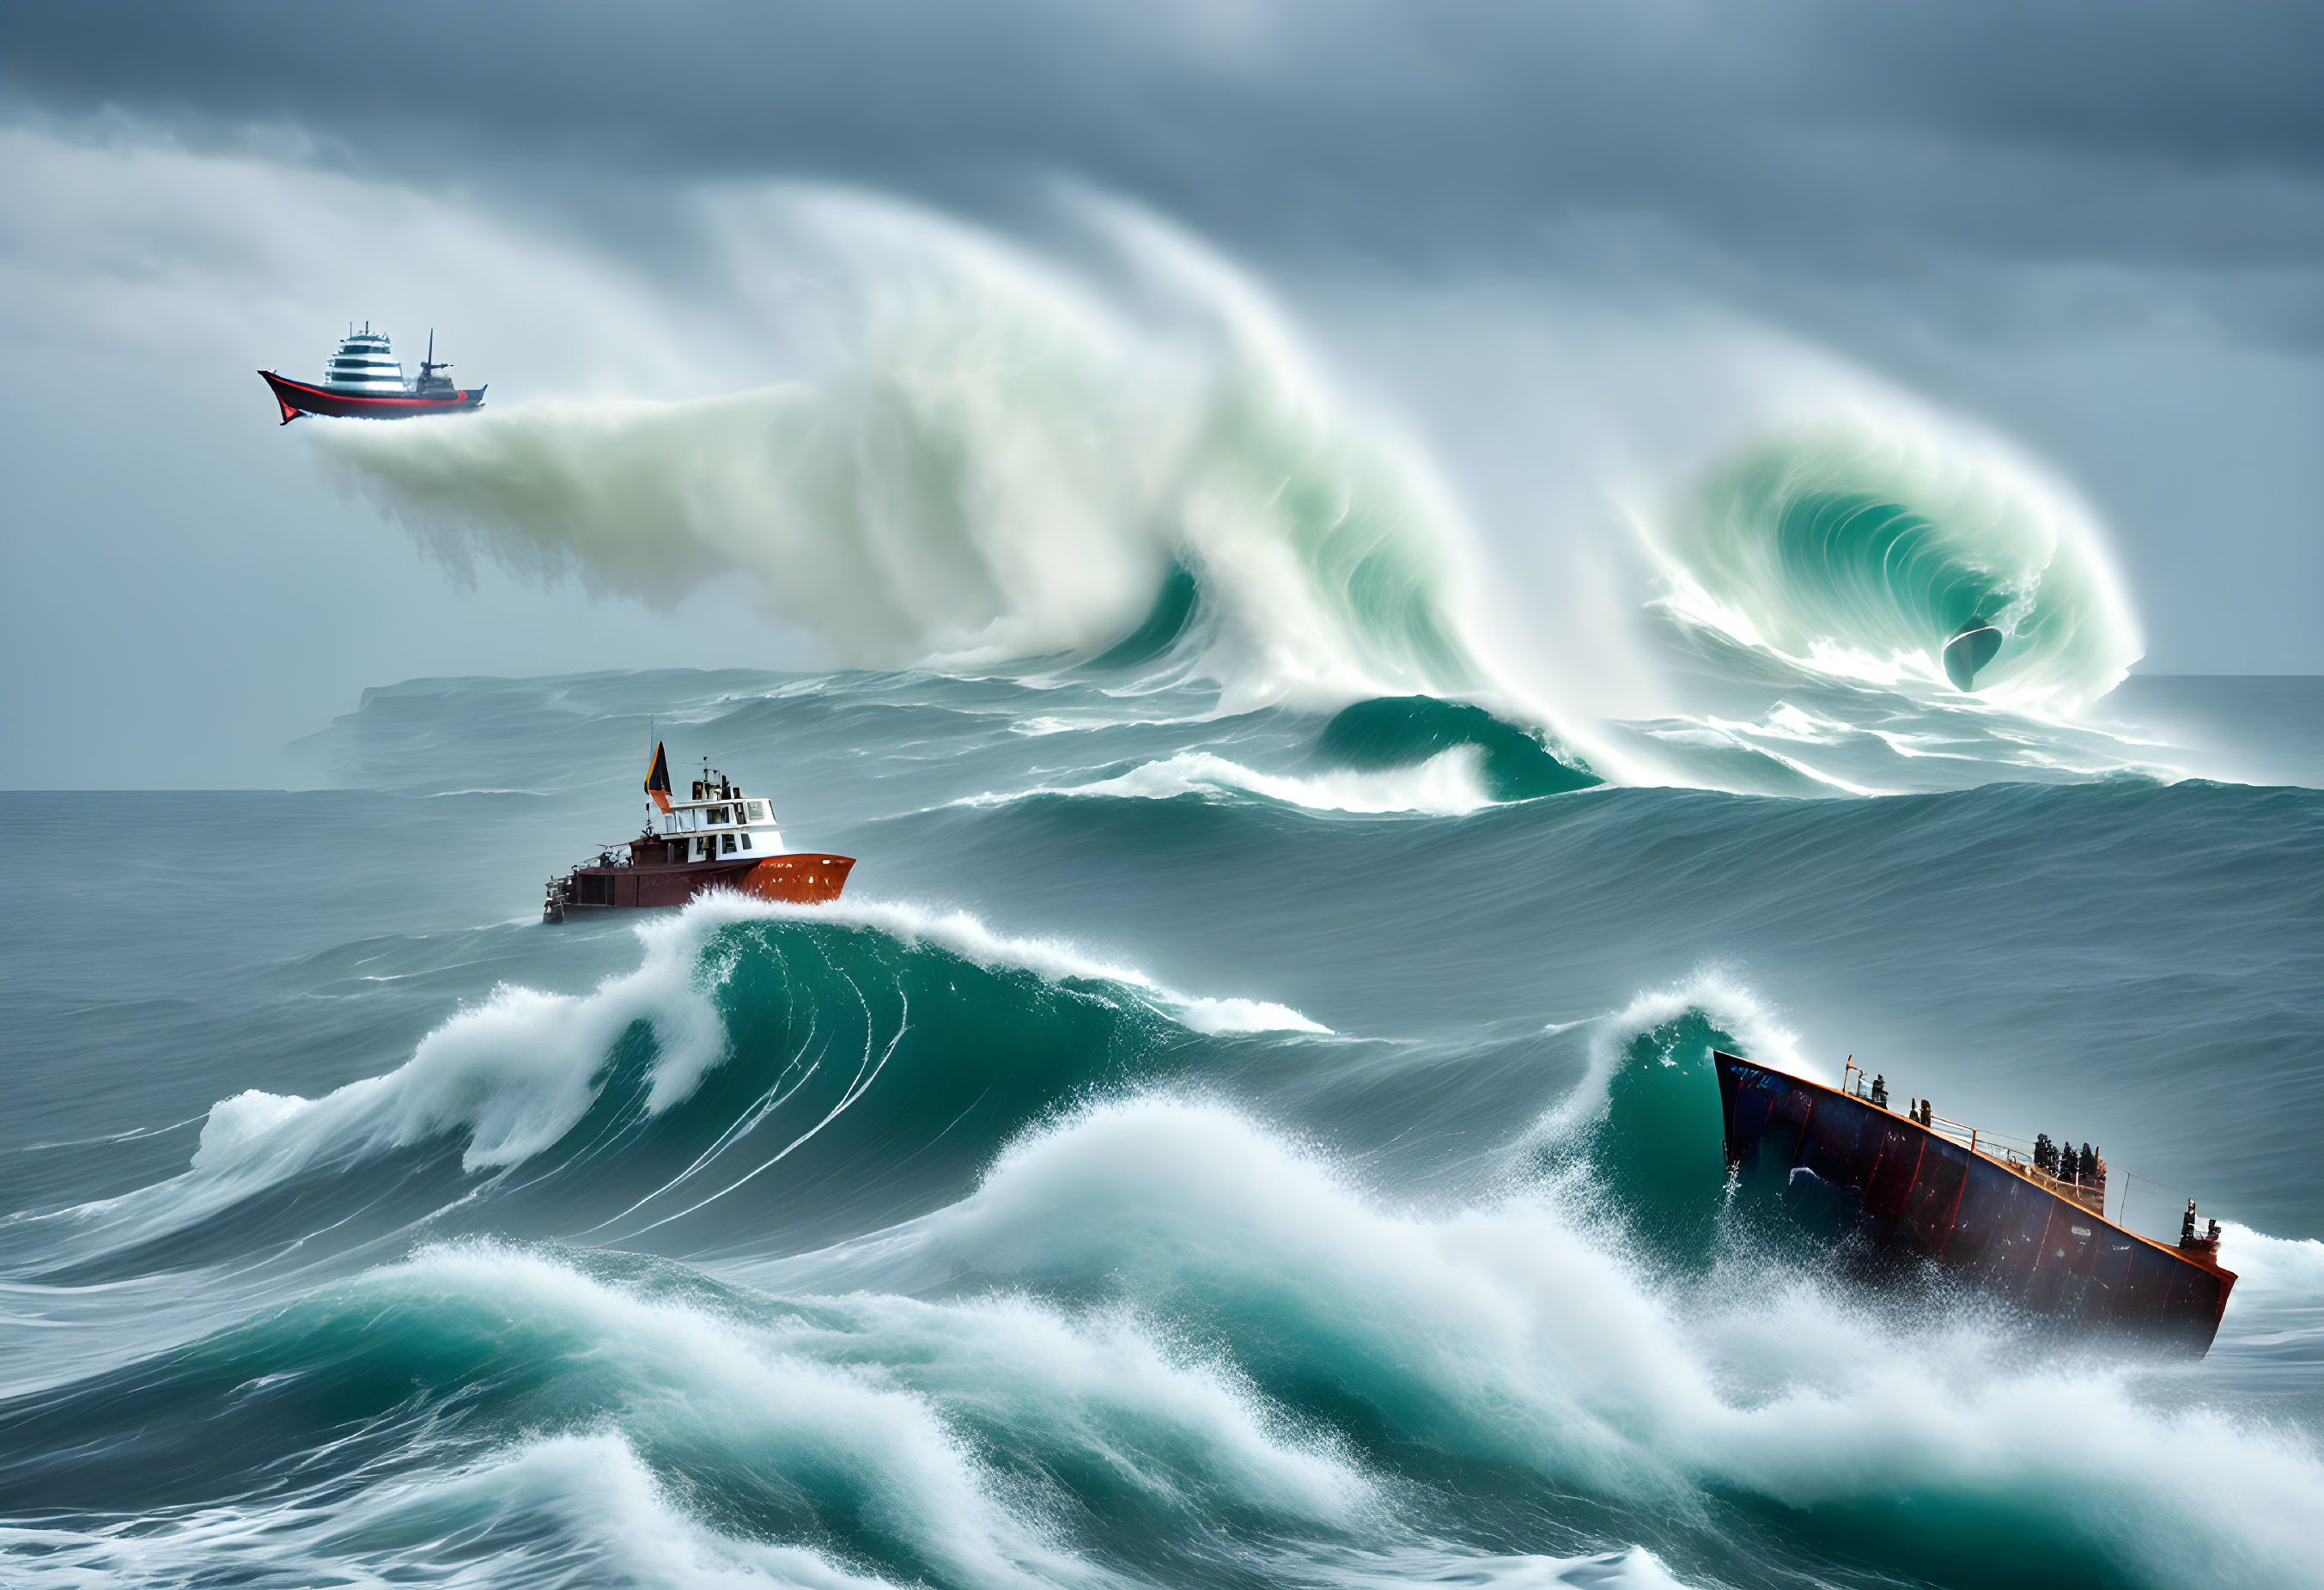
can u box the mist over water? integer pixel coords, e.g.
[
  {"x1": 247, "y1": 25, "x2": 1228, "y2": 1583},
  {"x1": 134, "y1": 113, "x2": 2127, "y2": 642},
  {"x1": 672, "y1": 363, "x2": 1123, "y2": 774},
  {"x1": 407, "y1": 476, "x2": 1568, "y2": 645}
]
[
  {"x1": 301, "y1": 185, "x2": 2193, "y2": 796},
  {"x1": 4, "y1": 149, "x2": 2321, "y2": 1590}
]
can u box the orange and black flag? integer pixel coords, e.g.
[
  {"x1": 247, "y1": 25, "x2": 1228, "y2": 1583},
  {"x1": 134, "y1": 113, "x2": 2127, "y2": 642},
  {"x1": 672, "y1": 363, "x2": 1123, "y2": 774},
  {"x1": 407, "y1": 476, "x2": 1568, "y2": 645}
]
[{"x1": 644, "y1": 741, "x2": 673, "y2": 813}]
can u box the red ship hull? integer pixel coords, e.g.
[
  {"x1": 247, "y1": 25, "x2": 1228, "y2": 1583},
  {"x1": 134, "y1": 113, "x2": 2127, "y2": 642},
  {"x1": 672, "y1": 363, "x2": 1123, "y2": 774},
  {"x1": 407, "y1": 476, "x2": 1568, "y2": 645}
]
[
  {"x1": 1716, "y1": 1051, "x2": 2236, "y2": 1355},
  {"x1": 549, "y1": 852, "x2": 854, "y2": 917},
  {"x1": 259, "y1": 370, "x2": 486, "y2": 424}
]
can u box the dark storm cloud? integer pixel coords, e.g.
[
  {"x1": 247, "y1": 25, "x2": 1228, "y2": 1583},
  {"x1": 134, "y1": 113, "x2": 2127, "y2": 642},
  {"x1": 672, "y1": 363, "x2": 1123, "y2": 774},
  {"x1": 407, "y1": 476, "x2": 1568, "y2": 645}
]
[
  {"x1": 2, "y1": 0, "x2": 2319, "y2": 783},
  {"x1": 3, "y1": 0, "x2": 2319, "y2": 320}
]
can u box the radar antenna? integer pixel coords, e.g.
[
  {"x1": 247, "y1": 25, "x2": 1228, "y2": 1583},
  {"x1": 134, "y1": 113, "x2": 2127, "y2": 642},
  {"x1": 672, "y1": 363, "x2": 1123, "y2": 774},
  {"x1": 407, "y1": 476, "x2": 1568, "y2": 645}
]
[{"x1": 418, "y1": 329, "x2": 455, "y2": 389}]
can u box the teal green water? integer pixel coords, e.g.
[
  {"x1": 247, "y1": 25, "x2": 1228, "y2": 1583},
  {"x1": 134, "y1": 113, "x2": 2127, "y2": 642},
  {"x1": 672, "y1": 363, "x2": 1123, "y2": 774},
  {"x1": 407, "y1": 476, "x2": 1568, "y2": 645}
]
[
  {"x1": 2, "y1": 527, "x2": 2319, "y2": 1590},
  {"x1": 1663, "y1": 424, "x2": 2139, "y2": 711}
]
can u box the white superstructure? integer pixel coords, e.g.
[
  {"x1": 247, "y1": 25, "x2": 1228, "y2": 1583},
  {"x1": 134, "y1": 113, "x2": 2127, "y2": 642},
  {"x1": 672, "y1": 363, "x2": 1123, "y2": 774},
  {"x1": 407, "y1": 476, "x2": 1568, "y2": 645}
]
[
  {"x1": 322, "y1": 326, "x2": 406, "y2": 393},
  {"x1": 650, "y1": 784, "x2": 788, "y2": 863}
]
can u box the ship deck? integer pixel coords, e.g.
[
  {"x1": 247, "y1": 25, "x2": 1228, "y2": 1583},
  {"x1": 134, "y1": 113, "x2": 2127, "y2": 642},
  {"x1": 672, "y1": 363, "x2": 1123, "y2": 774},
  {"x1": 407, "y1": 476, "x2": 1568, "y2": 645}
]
[{"x1": 1713, "y1": 1051, "x2": 2234, "y2": 1353}]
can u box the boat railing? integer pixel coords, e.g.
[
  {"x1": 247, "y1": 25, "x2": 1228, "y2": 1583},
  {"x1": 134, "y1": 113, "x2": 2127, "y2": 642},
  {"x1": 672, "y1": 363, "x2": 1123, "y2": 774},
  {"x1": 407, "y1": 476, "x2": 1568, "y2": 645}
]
[
  {"x1": 1818, "y1": 1056, "x2": 2215, "y2": 1246},
  {"x1": 1907, "y1": 1112, "x2": 2108, "y2": 1213}
]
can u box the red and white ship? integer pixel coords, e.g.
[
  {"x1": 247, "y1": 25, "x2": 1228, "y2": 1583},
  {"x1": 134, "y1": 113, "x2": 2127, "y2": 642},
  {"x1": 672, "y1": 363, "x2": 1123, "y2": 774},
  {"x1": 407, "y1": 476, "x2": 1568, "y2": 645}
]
[
  {"x1": 544, "y1": 743, "x2": 855, "y2": 922},
  {"x1": 259, "y1": 324, "x2": 486, "y2": 424}
]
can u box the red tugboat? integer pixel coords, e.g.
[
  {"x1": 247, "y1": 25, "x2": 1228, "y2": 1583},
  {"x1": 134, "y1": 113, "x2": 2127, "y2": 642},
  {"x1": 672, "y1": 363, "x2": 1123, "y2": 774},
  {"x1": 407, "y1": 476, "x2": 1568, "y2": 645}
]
[
  {"x1": 1715, "y1": 1051, "x2": 2236, "y2": 1355},
  {"x1": 544, "y1": 743, "x2": 855, "y2": 922},
  {"x1": 259, "y1": 325, "x2": 485, "y2": 424}
]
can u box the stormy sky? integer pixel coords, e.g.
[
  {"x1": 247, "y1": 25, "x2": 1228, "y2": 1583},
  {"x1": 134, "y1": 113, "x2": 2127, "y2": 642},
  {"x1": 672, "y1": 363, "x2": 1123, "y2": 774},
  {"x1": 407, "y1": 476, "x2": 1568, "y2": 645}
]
[{"x1": 2, "y1": 1, "x2": 2318, "y2": 785}]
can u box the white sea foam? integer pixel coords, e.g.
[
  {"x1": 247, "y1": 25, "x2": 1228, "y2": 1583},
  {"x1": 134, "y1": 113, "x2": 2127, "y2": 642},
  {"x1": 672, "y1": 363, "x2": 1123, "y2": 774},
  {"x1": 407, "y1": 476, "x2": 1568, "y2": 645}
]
[
  {"x1": 387, "y1": 1240, "x2": 1371, "y2": 1536},
  {"x1": 48, "y1": 896, "x2": 1326, "y2": 1252},
  {"x1": 319, "y1": 190, "x2": 1487, "y2": 718},
  {"x1": 0, "y1": 1241, "x2": 1375, "y2": 1587},
  {"x1": 353, "y1": 1245, "x2": 1104, "y2": 1589},
  {"x1": 908, "y1": 1096, "x2": 2324, "y2": 1589},
  {"x1": 6, "y1": 1303, "x2": 941, "y2": 1589},
  {"x1": 727, "y1": 893, "x2": 1330, "y2": 1033},
  {"x1": 0, "y1": 124, "x2": 2182, "y2": 801},
  {"x1": 1299, "y1": 1544, "x2": 1694, "y2": 1590},
  {"x1": 0, "y1": 1430, "x2": 911, "y2": 1590},
  {"x1": 1527, "y1": 971, "x2": 1813, "y2": 1147},
  {"x1": 959, "y1": 746, "x2": 1496, "y2": 816},
  {"x1": 1645, "y1": 413, "x2": 2142, "y2": 714},
  {"x1": 192, "y1": 905, "x2": 730, "y2": 1186},
  {"x1": 2204, "y1": 1224, "x2": 2324, "y2": 1367}
]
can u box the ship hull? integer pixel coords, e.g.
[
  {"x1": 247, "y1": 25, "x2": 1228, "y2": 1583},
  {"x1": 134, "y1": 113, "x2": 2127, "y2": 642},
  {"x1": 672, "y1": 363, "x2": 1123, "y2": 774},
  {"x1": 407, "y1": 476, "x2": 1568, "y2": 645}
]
[
  {"x1": 548, "y1": 853, "x2": 854, "y2": 917},
  {"x1": 1715, "y1": 1051, "x2": 2235, "y2": 1355},
  {"x1": 259, "y1": 370, "x2": 486, "y2": 423}
]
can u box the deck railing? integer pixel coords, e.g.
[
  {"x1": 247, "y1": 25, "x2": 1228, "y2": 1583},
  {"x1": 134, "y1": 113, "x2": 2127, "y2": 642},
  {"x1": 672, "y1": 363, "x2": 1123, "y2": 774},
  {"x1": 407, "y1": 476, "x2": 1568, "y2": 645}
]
[
  {"x1": 1836, "y1": 1061, "x2": 2114, "y2": 1219},
  {"x1": 1822, "y1": 1059, "x2": 2219, "y2": 1243}
]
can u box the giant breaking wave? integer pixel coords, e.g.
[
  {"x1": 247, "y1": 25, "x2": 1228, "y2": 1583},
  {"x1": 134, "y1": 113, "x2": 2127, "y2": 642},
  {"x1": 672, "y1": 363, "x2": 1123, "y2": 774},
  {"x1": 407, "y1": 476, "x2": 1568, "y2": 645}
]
[
  {"x1": 300, "y1": 184, "x2": 2149, "y2": 788},
  {"x1": 1650, "y1": 419, "x2": 2142, "y2": 711},
  {"x1": 320, "y1": 195, "x2": 1482, "y2": 716}
]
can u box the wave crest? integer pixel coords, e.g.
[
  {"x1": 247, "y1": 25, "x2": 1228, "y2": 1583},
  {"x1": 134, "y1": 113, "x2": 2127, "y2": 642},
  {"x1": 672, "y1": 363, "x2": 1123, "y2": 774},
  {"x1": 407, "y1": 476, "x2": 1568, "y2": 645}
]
[
  {"x1": 319, "y1": 193, "x2": 1480, "y2": 713},
  {"x1": 33, "y1": 897, "x2": 1327, "y2": 1275},
  {"x1": 1652, "y1": 419, "x2": 2141, "y2": 710}
]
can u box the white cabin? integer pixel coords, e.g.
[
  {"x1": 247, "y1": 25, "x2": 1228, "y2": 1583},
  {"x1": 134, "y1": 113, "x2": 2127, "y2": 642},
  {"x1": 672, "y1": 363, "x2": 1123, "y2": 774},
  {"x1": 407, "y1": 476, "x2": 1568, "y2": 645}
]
[
  {"x1": 323, "y1": 326, "x2": 406, "y2": 393},
  {"x1": 648, "y1": 777, "x2": 787, "y2": 863}
]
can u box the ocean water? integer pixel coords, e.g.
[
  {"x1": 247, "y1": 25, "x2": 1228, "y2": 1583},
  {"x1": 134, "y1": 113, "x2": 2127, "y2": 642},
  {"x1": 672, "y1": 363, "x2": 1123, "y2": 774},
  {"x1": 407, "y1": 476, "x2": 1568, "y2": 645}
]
[
  {"x1": 3, "y1": 645, "x2": 2319, "y2": 1590},
  {"x1": 7, "y1": 217, "x2": 2324, "y2": 1587}
]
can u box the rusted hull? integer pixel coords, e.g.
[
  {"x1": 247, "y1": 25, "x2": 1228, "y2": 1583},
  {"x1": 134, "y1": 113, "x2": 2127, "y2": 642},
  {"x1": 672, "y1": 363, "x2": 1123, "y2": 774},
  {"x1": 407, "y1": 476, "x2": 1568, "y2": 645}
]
[
  {"x1": 1714, "y1": 1051, "x2": 2235, "y2": 1355},
  {"x1": 554, "y1": 854, "x2": 854, "y2": 912}
]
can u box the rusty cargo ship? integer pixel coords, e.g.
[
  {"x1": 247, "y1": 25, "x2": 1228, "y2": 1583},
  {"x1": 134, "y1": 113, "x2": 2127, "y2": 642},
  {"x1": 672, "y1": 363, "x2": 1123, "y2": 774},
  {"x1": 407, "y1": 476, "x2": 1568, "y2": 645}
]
[
  {"x1": 544, "y1": 742, "x2": 854, "y2": 921},
  {"x1": 1715, "y1": 1051, "x2": 2236, "y2": 1354}
]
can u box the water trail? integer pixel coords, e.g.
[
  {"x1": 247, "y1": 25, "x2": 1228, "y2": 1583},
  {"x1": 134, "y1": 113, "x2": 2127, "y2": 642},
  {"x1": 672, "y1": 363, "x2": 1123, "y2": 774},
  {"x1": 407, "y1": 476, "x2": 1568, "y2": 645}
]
[
  {"x1": 320, "y1": 192, "x2": 1484, "y2": 716},
  {"x1": 0, "y1": 124, "x2": 2172, "y2": 794}
]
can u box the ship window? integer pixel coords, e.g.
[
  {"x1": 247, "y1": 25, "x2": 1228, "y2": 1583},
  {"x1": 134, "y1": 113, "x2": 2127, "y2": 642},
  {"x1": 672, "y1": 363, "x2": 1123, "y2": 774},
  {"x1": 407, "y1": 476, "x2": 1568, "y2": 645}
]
[
  {"x1": 746, "y1": 801, "x2": 770, "y2": 822},
  {"x1": 722, "y1": 832, "x2": 738, "y2": 854},
  {"x1": 711, "y1": 805, "x2": 730, "y2": 825},
  {"x1": 740, "y1": 833, "x2": 752, "y2": 850}
]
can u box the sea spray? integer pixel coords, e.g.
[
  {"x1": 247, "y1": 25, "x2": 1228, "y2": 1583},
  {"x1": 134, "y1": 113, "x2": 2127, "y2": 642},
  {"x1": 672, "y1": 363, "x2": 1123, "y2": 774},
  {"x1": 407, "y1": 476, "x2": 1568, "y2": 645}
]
[
  {"x1": 1524, "y1": 976, "x2": 1809, "y2": 1265},
  {"x1": 0, "y1": 1242, "x2": 1369, "y2": 1587},
  {"x1": 22, "y1": 897, "x2": 1331, "y2": 1274},
  {"x1": 913, "y1": 1097, "x2": 2324, "y2": 1589},
  {"x1": 319, "y1": 193, "x2": 1484, "y2": 713},
  {"x1": 958, "y1": 748, "x2": 1504, "y2": 816},
  {"x1": 1650, "y1": 419, "x2": 2140, "y2": 710}
]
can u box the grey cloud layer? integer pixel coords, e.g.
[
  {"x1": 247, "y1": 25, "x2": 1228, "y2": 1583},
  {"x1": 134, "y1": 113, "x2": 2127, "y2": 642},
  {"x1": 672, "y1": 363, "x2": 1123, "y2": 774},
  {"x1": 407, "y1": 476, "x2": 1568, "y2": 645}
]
[
  {"x1": 4, "y1": 0, "x2": 2318, "y2": 323},
  {"x1": 3, "y1": 0, "x2": 2318, "y2": 739}
]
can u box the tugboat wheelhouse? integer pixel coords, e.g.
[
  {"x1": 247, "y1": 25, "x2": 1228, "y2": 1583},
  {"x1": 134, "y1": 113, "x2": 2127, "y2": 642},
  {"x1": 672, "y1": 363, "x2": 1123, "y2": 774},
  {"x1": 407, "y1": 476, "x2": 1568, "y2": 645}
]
[{"x1": 544, "y1": 745, "x2": 855, "y2": 918}]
